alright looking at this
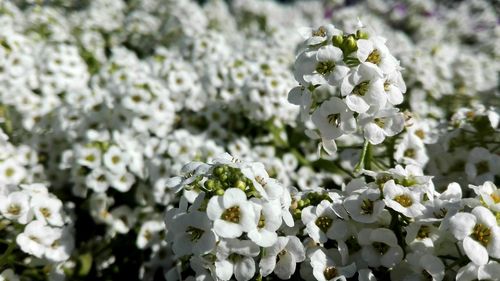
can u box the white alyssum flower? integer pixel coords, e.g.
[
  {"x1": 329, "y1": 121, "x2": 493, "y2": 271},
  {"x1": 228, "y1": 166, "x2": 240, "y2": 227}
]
[
  {"x1": 465, "y1": 147, "x2": 500, "y2": 184},
  {"x1": 260, "y1": 236, "x2": 306, "y2": 279},
  {"x1": 343, "y1": 186, "x2": 385, "y2": 223},
  {"x1": 448, "y1": 206, "x2": 500, "y2": 265},
  {"x1": 469, "y1": 181, "x2": 500, "y2": 212},
  {"x1": 30, "y1": 193, "x2": 64, "y2": 226},
  {"x1": 206, "y1": 188, "x2": 257, "y2": 239},
  {"x1": 215, "y1": 238, "x2": 260, "y2": 281},
  {"x1": 0, "y1": 190, "x2": 32, "y2": 224},
  {"x1": 16, "y1": 220, "x2": 61, "y2": 259},
  {"x1": 302, "y1": 200, "x2": 348, "y2": 244},
  {"x1": 359, "y1": 108, "x2": 405, "y2": 145},
  {"x1": 247, "y1": 198, "x2": 282, "y2": 247},
  {"x1": 309, "y1": 248, "x2": 356, "y2": 281},
  {"x1": 394, "y1": 133, "x2": 429, "y2": 167},
  {"x1": 383, "y1": 180, "x2": 425, "y2": 218},
  {"x1": 358, "y1": 228, "x2": 404, "y2": 268},
  {"x1": 170, "y1": 210, "x2": 217, "y2": 257},
  {"x1": 0, "y1": 269, "x2": 20, "y2": 281},
  {"x1": 311, "y1": 97, "x2": 356, "y2": 141}
]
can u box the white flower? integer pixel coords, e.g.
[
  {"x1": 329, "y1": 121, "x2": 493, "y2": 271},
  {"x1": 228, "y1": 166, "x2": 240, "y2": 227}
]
[
  {"x1": 0, "y1": 159, "x2": 26, "y2": 185},
  {"x1": 215, "y1": 238, "x2": 260, "y2": 281},
  {"x1": 469, "y1": 181, "x2": 500, "y2": 212},
  {"x1": 394, "y1": 133, "x2": 429, "y2": 167},
  {"x1": 311, "y1": 97, "x2": 356, "y2": 141},
  {"x1": 465, "y1": 147, "x2": 500, "y2": 184},
  {"x1": 309, "y1": 45, "x2": 349, "y2": 86},
  {"x1": 383, "y1": 180, "x2": 425, "y2": 218},
  {"x1": 356, "y1": 36, "x2": 399, "y2": 76},
  {"x1": 341, "y1": 67, "x2": 385, "y2": 113},
  {"x1": 0, "y1": 269, "x2": 20, "y2": 281},
  {"x1": 448, "y1": 206, "x2": 500, "y2": 265},
  {"x1": 359, "y1": 108, "x2": 405, "y2": 145},
  {"x1": 166, "y1": 162, "x2": 211, "y2": 193},
  {"x1": 171, "y1": 210, "x2": 217, "y2": 257},
  {"x1": 456, "y1": 261, "x2": 500, "y2": 281},
  {"x1": 343, "y1": 186, "x2": 385, "y2": 223},
  {"x1": 358, "y1": 228, "x2": 404, "y2": 268},
  {"x1": 309, "y1": 248, "x2": 356, "y2": 281},
  {"x1": 381, "y1": 70, "x2": 406, "y2": 106},
  {"x1": 86, "y1": 167, "x2": 110, "y2": 193},
  {"x1": 109, "y1": 205, "x2": 136, "y2": 234},
  {"x1": 241, "y1": 162, "x2": 284, "y2": 200},
  {"x1": 247, "y1": 198, "x2": 281, "y2": 247},
  {"x1": 0, "y1": 191, "x2": 32, "y2": 224},
  {"x1": 137, "y1": 219, "x2": 165, "y2": 249},
  {"x1": 30, "y1": 193, "x2": 64, "y2": 226},
  {"x1": 16, "y1": 220, "x2": 61, "y2": 259},
  {"x1": 103, "y1": 145, "x2": 128, "y2": 174},
  {"x1": 206, "y1": 188, "x2": 257, "y2": 238},
  {"x1": 298, "y1": 25, "x2": 342, "y2": 46},
  {"x1": 260, "y1": 236, "x2": 306, "y2": 279},
  {"x1": 76, "y1": 146, "x2": 102, "y2": 169},
  {"x1": 301, "y1": 200, "x2": 348, "y2": 244},
  {"x1": 391, "y1": 252, "x2": 445, "y2": 281}
]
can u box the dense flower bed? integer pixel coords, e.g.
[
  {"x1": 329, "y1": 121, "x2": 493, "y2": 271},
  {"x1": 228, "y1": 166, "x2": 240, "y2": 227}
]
[{"x1": 0, "y1": 0, "x2": 498, "y2": 280}]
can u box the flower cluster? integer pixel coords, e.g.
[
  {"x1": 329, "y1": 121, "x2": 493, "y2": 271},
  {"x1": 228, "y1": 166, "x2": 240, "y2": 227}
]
[
  {"x1": 289, "y1": 23, "x2": 406, "y2": 154},
  {"x1": 0, "y1": 182, "x2": 73, "y2": 278}
]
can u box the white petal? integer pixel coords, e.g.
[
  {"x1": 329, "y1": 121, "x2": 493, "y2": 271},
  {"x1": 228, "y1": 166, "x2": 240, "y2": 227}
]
[
  {"x1": 364, "y1": 123, "x2": 385, "y2": 145},
  {"x1": 346, "y1": 94, "x2": 370, "y2": 113},
  {"x1": 215, "y1": 259, "x2": 233, "y2": 281},
  {"x1": 463, "y1": 237, "x2": 488, "y2": 265},
  {"x1": 275, "y1": 252, "x2": 296, "y2": 279},
  {"x1": 206, "y1": 196, "x2": 224, "y2": 220},
  {"x1": 448, "y1": 213, "x2": 475, "y2": 240},
  {"x1": 234, "y1": 256, "x2": 255, "y2": 281},
  {"x1": 223, "y1": 188, "x2": 247, "y2": 207},
  {"x1": 214, "y1": 220, "x2": 242, "y2": 238}
]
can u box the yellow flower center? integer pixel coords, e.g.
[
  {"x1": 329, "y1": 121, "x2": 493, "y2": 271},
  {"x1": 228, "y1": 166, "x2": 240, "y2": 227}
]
[
  {"x1": 315, "y1": 216, "x2": 333, "y2": 233},
  {"x1": 394, "y1": 194, "x2": 413, "y2": 207},
  {"x1": 7, "y1": 204, "x2": 21, "y2": 215},
  {"x1": 221, "y1": 206, "x2": 241, "y2": 223},
  {"x1": 323, "y1": 266, "x2": 337, "y2": 280},
  {"x1": 367, "y1": 49, "x2": 381, "y2": 65},
  {"x1": 352, "y1": 81, "x2": 370, "y2": 96},
  {"x1": 472, "y1": 223, "x2": 491, "y2": 247}
]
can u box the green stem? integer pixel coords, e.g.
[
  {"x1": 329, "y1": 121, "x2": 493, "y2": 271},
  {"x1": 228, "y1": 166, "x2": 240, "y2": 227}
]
[
  {"x1": 354, "y1": 140, "x2": 370, "y2": 173},
  {"x1": 0, "y1": 241, "x2": 16, "y2": 269}
]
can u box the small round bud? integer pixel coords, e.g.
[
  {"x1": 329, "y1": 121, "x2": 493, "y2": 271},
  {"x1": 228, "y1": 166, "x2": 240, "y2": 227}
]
[
  {"x1": 298, "y1": 200, "x2": 306, "y2": 208},
  {"x1": 235, "y1": 180, "x2": 246, "y2": 190},
  {"x1": 332, "y1": 35, "x2": 344, "y2": 47},
  {"x1": 204, "y1": 179, "x2": 216, "y2": 190},
  {"x1": 343, "y1": 35, "x2": 357, "y2": 53},
  {"x1": 356, "y1": 30, "x2": 369, "y2": 39},
  {"x1": 214, "y1": 166, "x2": 224, "y2": 176},
  {"x1": 215, "y1": 189, "x2": 224, "y2": 196}
]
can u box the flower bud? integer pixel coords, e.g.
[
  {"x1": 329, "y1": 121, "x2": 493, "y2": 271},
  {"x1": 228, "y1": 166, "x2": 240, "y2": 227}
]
[{"x1": 332, "y1": 35, "x2": 343, "y2": 47}]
